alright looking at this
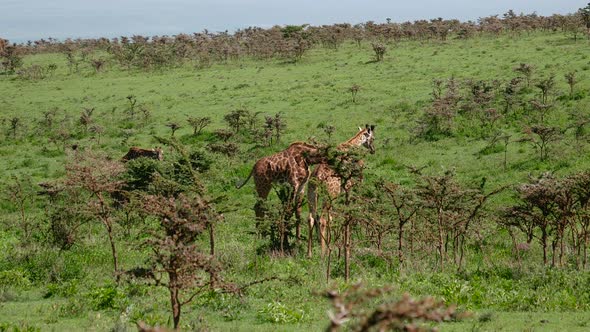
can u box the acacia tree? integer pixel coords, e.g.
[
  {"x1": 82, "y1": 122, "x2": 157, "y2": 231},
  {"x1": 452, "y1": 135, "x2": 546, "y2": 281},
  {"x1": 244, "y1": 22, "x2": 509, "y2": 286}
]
[
  {"x1": 0, "y1": 43, "x2": 23, "y2": 73},
  {"x1": 125, "y1": 95, "x2": 138, "y2": 119},
  {"x1": 415, "y1": 78, "x2": 460, "y2": 140},
  {"x1": 521, "y1": 125, "x2": 562, "y2": 161},
  {"x1": 371, "y1": 43, "x2": 386, "y2": 62},
  {"x1": 413, "y1": 170, "x2": 499, "y2": 271},
  {"x1": 64, "y1": 150, "x2": 125, "y2": 280},
  {"x1": 186, "y1": 116, "x2": 211, "y2": 135},
  {"x1": 567, "y1": 111, "x2": 590, "y2": 150},
  {"x1": 137, "y1": 193, "x2": 221, "y2": 330},
  {"x1": 224, "y1": 109, "x2": 250, "y2": 133},
  {"x1": 39, "y1": 182, "x2": 91, "y2": 250},
  {"x1": 502, "y1": 77, "x2": 523, "y2": 116},
  {"x1": 529, "y1": 100, "x2": 553, "y2": 124},
  {"x1": 580, "y1": 3, "x2": 590, "y2": 36},
  {"x1": 328, "y1": 149, "x2": 365, "y2": 281},
  {"x1": 378, "y1": 181, "x2": 418, "y2": 264},
  {"x1": 79, "y1": 107, "x2": 94, "y2": 133},
  {"x1": 564, "y1": 12, "x2": 585, "y2": 41},
  {"x1": 504, "y1": 171, "x2": 590, "y2": 268},
  {"x1": 535, "y1": 75, "x2": 555, "y2": 104},
  {"x1": 255, "y1": 184, "x2": 297, "y2": 255},
  {"x1": 414, "y1": 170, "x2": 460, "y2": 271},
  {"x1": 513, "y1": 63, "x2": 534, "y2": 88},
  {"x1": 503, "y1": 173, "x2": 556, "y2": 265},
  {"x1": 565, "y1": 71, "x2": 577, "y2": 97},
  {"x1": 9, "y1": 116, "x2": 21, "y2": 139},
  {"x1": 569, "y1": 171, "x2": 590, "y2": 268},
  {"x1": 4, "y1": 175, "x2": 37, "y2": 243},
  {"x1": 166, "y1": 122, "x2": 181, "y2": 136},
  {"x1": 262, "y1": 113, "x2": 287, "y2": 145},
  {"x1": 349, "y1": 84, "x2": 360, "y2": 103}
]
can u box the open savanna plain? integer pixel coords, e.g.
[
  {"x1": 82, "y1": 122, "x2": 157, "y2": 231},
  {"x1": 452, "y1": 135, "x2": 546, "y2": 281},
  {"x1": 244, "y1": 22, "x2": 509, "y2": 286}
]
[{"x1": 2, "y1": 29, "x2": 590, "y2": 331}]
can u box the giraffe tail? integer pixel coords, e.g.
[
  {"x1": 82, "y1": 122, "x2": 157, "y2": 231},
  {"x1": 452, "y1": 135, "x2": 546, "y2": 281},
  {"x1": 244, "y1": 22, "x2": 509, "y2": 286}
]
[{"x1": 235, "y1": 168, "x2": 254, "y2": 189}]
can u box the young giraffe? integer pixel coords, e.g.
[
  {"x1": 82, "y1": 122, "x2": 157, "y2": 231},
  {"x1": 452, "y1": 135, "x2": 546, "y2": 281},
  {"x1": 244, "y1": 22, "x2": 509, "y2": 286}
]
[
  {"x1": 236, "y1": 141, "x2": 328, "y2": 237},
  {"x1": 307, "y1": 125, "x2": 375, "y2": 258}
]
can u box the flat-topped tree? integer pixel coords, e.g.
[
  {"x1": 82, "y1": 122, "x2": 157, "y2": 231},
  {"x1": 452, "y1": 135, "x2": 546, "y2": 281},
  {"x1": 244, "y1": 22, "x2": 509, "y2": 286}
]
[{"x1": 187, "y1": 116, "x2": 211, "y2": 136}]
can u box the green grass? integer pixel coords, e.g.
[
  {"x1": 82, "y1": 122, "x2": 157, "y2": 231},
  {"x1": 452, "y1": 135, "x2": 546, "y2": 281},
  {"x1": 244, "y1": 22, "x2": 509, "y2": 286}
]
[{"x1": 2, "y1": 31, "x2": 590, "y2": 330}]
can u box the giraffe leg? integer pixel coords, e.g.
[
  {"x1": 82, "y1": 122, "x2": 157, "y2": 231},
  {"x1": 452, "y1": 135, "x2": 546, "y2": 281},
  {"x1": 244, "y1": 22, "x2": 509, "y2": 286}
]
[
  {"x1": 254, "y1": 199, "x2": 267, "y2": 225},
  {"x1": 319, "y1": 203, "x2": 331, "y2": 257},
  {"x1": 254, "y1": 181, "x2": 271, "y2": 223},
  {"x1": 320, "y1": 217, "x2": 328, "y2": 257},
  {"x1": 308, "y1": 212, "x2": 315, "y2": 258},
  {"x1": 293, "y1": 186, "x2": 305, "y2": 242},
  {"x1": 307, "y1": 182, "x2": 319, "y2": 258}
]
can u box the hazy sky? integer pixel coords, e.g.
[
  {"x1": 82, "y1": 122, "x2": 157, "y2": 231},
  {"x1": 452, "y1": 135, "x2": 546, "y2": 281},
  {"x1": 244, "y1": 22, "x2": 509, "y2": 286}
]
[{"x1": 1, "y1": 0, "x2": 585, "y2": 42}]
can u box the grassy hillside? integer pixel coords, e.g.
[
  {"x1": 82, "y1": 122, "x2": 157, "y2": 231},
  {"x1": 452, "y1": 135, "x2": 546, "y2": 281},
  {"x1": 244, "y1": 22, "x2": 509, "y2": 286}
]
[{"x1": 2, "y1": 30, "x2": 590, "y2": 331}]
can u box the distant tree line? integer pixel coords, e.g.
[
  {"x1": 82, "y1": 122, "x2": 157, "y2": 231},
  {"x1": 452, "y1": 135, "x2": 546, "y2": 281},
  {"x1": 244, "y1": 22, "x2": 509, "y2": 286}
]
[{"x1": 2, "y1": 5, "x2": 590, "y2": 73}]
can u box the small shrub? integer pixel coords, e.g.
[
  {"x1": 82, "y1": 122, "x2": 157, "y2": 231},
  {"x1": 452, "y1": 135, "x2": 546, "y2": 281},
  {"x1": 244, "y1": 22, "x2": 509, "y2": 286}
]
[
  {"x1": 0, "y1": 322, "x2": 40, "y2": 332},
  {"x1": 257, "y1": 301, "x2": 306, "y2": 324},
  {"x1": 129, "y1": 307, "x2": 169, "y2": 328},
  {"x1": 43, "y1": 279, "x2": 79, "y2": 298},
  {"x1": 0, "y1": 269, "x2": 31, "y2": 290},
  {"x1": 57, "y1": 297, "x2": 87, "y2": 318},
  {"x1": 207, "y1": 142, "x2": 239, "y2": 156},
  {"x1": 123, "y1": 157, "x2": 162, "y2": 192},
  {"x1": 371, "y1": 43, "x2": 386, "y2": 62},
  {"x1": 478, "y1": 311, "x2": 494, "y2": 322},
  {"x1": 87, "y1": 284, "x2": 127, "y2": 311},
  {"x1": 196, "y1": 290, "x2": 248, "y2": 322},
  {"x1": 16, "y1": 65, "x2": 45, "y2": 80},
  {"x1": 187, "y1": 116, "x2": 212, "y2": 135}
]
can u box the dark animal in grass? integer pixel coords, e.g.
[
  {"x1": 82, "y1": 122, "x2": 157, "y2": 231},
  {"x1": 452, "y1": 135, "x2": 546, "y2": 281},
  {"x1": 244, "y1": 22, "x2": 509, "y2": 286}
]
[{"x1": 121, "y1": 147, "x2": 163, "y2": 162}]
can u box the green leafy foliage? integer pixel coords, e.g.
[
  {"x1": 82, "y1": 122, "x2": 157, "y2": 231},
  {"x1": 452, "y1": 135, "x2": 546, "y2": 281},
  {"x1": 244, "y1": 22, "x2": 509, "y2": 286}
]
[
  {"x1": 87, "y1": 284, "x2": 128, "y2": 311},
  {"x1": 257, "y1": 301, "x2": 307, "y2": 324}
]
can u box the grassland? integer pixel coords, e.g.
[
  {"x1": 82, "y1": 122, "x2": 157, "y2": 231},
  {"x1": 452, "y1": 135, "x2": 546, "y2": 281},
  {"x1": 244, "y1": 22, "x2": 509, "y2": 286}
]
[{"x1": 1, "y1": 31, "x2": 590, "y2": 331}]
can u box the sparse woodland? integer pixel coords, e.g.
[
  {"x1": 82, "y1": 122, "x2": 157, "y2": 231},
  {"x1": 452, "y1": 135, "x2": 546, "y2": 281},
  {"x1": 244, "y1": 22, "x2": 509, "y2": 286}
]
[{"x1": 2, "y1": 4, "x2": 590, "y2": 331}]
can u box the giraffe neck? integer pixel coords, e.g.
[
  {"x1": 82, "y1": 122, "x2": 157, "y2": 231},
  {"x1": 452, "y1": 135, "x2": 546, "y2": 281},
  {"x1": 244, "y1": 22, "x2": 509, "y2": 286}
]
[{"x1": 336, "y1": 130, "x2": 364, "y2": 151}]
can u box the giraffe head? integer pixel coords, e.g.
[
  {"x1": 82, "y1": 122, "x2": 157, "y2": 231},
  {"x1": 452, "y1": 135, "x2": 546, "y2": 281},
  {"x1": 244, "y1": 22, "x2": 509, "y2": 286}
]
[
  {"x1": 298, "y1": 143, "x2": 329, "y2": 165},
  {"x1": 357, "y1": 124, "x2": 376, "y2": 154}
]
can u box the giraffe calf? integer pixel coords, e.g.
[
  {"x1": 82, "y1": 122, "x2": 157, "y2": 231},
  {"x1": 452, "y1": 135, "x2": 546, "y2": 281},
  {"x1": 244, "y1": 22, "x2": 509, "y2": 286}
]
[{"x1": 307, "y1": 125, "x2": 375, "y2": 258}]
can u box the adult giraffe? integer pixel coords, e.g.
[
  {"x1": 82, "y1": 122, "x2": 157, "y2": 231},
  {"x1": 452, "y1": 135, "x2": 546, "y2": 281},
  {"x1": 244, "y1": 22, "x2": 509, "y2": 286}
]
[
  {"x1": 236, "y1": 141, "x2": 328, "y2": 238},
  {"x1": 307, "y1": 124, "x2": 375, "y2": 258}
]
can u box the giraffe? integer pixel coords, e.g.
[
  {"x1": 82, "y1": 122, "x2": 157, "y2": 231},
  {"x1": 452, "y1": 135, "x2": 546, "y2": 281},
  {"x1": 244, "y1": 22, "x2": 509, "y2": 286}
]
[
  {"x1": 236, "y1": 141, "x2": 328, "y2": 239},
  {"x1": 307, "y1": 124, "x2": 375, "y2": 258}
]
